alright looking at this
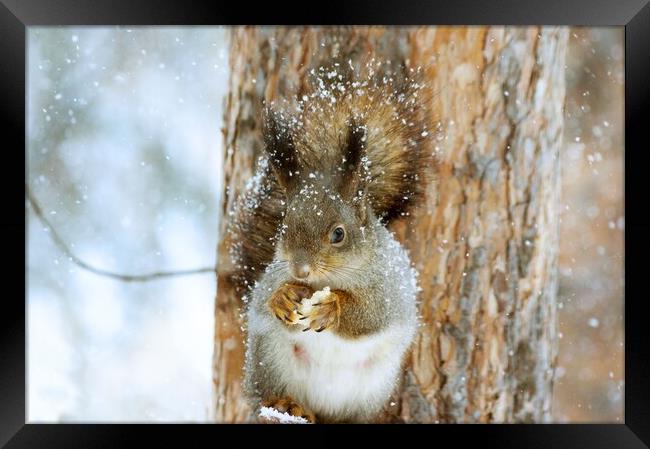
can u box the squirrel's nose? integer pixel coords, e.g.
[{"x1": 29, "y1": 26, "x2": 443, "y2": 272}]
[{"x1": 291, "y1": 263, "x2": 311, "y2": 280}]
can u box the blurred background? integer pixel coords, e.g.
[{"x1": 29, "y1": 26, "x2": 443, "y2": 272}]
[
  {"x1": 27, "y1": 27, "x2": 228, "y2": 421},
  {"x1": 553, "y1": 27, "x2": 624, "y2": 423},
  {"x1": 26, "y1": 26, "x2": 624, "y2": 422}
]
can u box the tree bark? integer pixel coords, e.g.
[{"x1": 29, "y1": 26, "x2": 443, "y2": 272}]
[{"x1": 211, "y1": 26, "x2": 568, "y2": 423}]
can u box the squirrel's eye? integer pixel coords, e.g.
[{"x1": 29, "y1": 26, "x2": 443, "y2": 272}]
[{"x1": 330, "y1": 226, "x2": 346, "y2": 245}]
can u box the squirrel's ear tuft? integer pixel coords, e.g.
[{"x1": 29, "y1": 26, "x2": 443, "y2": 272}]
[
  {"x1": 263, "y1": 107, "x2": 299, "y2": 194},
  {"x1": 337, "y1": 119, "x2": 367, "y2": 200}
]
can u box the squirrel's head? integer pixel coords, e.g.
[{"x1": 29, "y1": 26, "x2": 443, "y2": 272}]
[{"x1": 263, "y1": 107, "x2": 375, "y2": 285}]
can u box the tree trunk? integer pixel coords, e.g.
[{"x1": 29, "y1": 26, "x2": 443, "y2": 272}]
[{"x1": 211, "y1": 26, "x2": 568, "y2": 423}]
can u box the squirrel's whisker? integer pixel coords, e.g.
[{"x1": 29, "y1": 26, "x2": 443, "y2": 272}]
[{"x1": 316, "y1": 265, "x2": 341, "y2": 287}]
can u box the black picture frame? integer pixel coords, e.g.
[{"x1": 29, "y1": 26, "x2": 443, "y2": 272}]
[{"x1": 3, "y1": 0, "x2": 648, "y2": 447}]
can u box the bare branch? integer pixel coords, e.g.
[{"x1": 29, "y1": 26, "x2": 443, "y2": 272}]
[{"x1": 26, "y1": 186, "x2": 216, "y2": 282}]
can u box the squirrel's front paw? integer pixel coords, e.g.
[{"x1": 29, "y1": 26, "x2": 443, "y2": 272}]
[
  {"x1": 268, "y1": 283, "x2": 314, "y2": 326},
  {"x1": 301, "y1": 290, "x2": 340, "y2": 333}
]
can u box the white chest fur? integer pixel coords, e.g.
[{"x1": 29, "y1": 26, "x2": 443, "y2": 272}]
[{"x1": 275, "y1": 323, "x2": 413, "y2": 420}]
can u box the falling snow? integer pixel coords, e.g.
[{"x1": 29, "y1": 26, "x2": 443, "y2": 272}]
[{"x1": 27, "y1": 27, "x2": 230, "y2": 422}]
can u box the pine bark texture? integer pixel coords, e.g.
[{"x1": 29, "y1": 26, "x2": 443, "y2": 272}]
[{"x1": 212, "y1": 26, "x2": 568, "y2": 423}]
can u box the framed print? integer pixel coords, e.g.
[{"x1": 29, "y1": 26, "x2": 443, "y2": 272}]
[{"x1": 2, "y1": 0, "x2": 649, "y2": 446}]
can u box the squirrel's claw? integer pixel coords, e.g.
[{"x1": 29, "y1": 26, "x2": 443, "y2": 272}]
[
  {"x1": 302, "y1": 291, "x2": 341, "y2": 333},
  {"x1": 268, "y1": 283, "x2": 314, "y2": 327}
]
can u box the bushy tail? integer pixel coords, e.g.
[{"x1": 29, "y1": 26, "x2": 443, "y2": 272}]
[{"x1": 226, "y1": 158, "x2": 286, "y2": 295}]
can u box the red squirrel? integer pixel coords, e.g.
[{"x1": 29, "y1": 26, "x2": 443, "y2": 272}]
[{"x1": 230, "y1": 64, "x2": 435, "y2": 423}]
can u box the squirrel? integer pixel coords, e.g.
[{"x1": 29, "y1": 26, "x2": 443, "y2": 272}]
[{"x1": 230, "y1": 63, "x2": 436, "y2": 423}]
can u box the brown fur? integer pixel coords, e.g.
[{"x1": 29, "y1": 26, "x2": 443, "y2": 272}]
[{"x1": 227, "y1": 171, "x2": 286, "y2": 294}]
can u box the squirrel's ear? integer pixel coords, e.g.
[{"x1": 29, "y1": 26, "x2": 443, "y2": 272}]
[
  {"x1": 263, "y1": 107, "x2": 299, "y2": 194},
  {"x1": 337, "y1": 119, "x2": 367, "y2": 200}
]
